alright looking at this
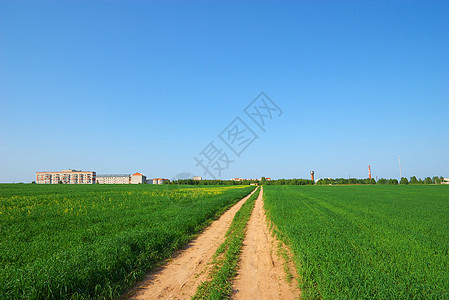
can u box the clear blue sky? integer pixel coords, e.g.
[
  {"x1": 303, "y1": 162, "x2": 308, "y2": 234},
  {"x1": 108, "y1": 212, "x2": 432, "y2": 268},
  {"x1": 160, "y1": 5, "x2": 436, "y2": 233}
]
[{"x1": 1, "y1": 1, "x2": 448, "y2": 182}]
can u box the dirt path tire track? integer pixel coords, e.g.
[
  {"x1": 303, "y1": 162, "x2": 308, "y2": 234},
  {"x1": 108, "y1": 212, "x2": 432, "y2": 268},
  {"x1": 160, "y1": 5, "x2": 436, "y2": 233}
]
[
  {"x1": 125, "y1": 187, "x2": 258, "y2": 300},
  {"x1": 232, "y1": 186, "x2": 301, "y2": 300}
]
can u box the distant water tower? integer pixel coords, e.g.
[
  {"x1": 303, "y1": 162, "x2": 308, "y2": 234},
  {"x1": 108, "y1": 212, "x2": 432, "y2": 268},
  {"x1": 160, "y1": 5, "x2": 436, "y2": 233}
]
[
  {"x1": 310, "y1": 171, "x2": 315, "y2": 182},
  {"x1": 368, "y1": 165, "x2": 371, "y2": 180}
]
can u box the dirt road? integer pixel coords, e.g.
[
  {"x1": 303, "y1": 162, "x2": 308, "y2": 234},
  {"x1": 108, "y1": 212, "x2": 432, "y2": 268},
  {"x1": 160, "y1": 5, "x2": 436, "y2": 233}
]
[
  {"x1": 232, "y1": 186, "x2": 300, "y2": 299},
  {"x1": 126, "y1": 188, "x2": 257, "y2": 300}
]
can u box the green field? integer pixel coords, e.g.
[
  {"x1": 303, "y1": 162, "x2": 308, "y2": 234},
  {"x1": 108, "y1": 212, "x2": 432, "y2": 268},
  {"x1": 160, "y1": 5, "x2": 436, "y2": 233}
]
[
  {"x1": 264, "y1": 185, "x2": 449, "y2": 299},
  {"x1": 0, "y1": 184, "x2": 253, "y2": 299}
]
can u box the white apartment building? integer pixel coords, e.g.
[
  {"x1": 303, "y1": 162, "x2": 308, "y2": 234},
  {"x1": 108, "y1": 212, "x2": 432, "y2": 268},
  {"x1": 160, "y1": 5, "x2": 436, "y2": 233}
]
[
  {"x1": 152, "y1": 178, "x2": 169, "y2": 184},
  {"x1": 36, "y1": 169, "x2": 96, "y2": 184},
  {"x1": 131, "y1": 172, "x2": 146, "y2": 184},
  {"x1": 96, "y1": 172, "x2": 147, "y2": 184},
  {"x1": 96, "y1": 174, "x2": 130, "y2": 184}
]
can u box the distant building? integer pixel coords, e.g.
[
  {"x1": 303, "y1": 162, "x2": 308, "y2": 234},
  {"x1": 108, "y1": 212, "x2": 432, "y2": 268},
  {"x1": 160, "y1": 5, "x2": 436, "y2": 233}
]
[
  {"x1": 97, "y1": 174, "x2": 130, "y2": 184},
  {"x1": 131, "y1": 172, "x2": 146, "y2": 184},
  {"x1": 442, "y1": 178, "x2": 449, "y2": 184},
  {"x1": 36, "y1": 169, "x2": 96, "y2": 184},
  {"x1": 152, "y1": 178, "x2": 169, "y2": 185},
  {"x1": 230, "y1": 177, "x2": 267, "y2": 182},
  {"x1": 96, "y1": 172, "x2": 148, "y2": 184},
  {"x1": 193, "y1": 176, "x2": 202, "y2": 181}
]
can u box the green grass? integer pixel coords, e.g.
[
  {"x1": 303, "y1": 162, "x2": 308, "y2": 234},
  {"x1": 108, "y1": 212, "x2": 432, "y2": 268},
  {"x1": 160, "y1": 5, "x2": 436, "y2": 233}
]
[
  {"x1": 193, "y1": 186, "x2": 260, "y2": 300},
  {"x1": 263, "y1": 185, "x2": 449, "y2": 299},
  {"x1": 0, "y1": 184, "x2": 254, "y2": 299}
]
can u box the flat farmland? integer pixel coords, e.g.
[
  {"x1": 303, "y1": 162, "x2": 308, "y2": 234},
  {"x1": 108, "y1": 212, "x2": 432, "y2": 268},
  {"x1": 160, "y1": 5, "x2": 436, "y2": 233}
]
[
  {"x1": 264, "y1": 185, "x2": 449, "y2": 299},
  {"x1": 0, "y1": 184, "x2": 253, "y2": 299}
]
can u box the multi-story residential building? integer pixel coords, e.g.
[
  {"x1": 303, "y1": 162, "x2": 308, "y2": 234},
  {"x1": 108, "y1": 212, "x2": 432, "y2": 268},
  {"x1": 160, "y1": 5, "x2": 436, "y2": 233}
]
[
  {"x1": 152, "y1": 178, "x2": 169, "y2": 184},
  {"x1": 131, "y1": 172, "x2": 146, "y2": 184},
  {"x1": 96, "y1": 172, "x2": 148, "y2": 184},
  {"x1": 96, "y1": 174, "x2": 131, "y2": 184},
  {"x1": 193, "y1": 176, "x2": 202, "y2": 180},
  {"x1": 36, "y1": 169, "x2": 96, "y2": 184}
]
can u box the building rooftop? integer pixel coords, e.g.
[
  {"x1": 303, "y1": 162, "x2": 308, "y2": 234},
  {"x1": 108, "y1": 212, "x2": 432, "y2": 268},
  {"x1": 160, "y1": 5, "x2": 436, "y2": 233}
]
[
  {"x1": 37, "y1": 170, "x2": 93, "y2": 173},
  {"x1": 97, "y1": 174, "x2": 130, "y2": 177}
]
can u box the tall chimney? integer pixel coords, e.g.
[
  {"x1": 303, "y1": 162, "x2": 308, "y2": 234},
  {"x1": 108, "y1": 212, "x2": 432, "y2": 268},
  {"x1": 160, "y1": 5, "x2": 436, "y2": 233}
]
[
  {"x1": 310, "y1": 171, "x2": 315, "y2": 182},
  {"x1": 368, "y1": 165, "x2": 371, "y2": 180}
]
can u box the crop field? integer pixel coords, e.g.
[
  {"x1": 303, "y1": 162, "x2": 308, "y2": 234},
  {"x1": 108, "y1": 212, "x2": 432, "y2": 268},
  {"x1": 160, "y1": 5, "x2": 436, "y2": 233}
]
[
  {"x1": 264, "y1": 185, "x2": 449, "y2": 299},
  {"x1": 0, "y1": 184, "x2": 253, "y2": 299}
]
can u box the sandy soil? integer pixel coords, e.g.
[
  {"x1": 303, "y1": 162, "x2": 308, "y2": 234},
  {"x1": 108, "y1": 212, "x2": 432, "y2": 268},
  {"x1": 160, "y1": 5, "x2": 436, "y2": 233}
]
[
  {"x1": 232, "y1": 186, "x2": 301, "y2": 300},
  {"x1": 125, "y1": 187, "x2": 258, "y2": 300}
]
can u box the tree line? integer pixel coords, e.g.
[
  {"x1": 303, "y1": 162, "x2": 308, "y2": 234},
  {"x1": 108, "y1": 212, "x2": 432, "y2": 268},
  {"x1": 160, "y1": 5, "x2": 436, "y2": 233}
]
[
  {"x1": 172, "y1": 176, "x2": 446, "y2": 185},
  {"x1": 260, "y1": 178, "x2": 314, "y2": 185},
  {"x1": 170, "y1": 179, "x2": 259, "y2": 185},
  {"x1": 399, "y1": 176, "x2": 445, "y2": 185},
  {"x1": 317, "y1": 178, "x2": 378, "y2": 185},
  {"x1": 171, "y1": 177, "x2": 314, "y2": 186},
  {"x1": 317, "y1": 176, "x2": 445, "y2": 185}
]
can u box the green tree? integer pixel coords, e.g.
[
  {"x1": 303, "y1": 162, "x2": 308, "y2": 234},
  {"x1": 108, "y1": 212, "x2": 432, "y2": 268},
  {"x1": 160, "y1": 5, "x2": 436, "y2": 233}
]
[
  {"x1": 409, "y1": 176, "x2": 419, "y2": 184},
  {"x1": 424, "y1": 177, "x2": 432, "y2": 184},
  {"x1": 400, "y1": 177, "x2": 409, "y2": 185},
  {"x1": 432, "y1": 176, "x2": 440, "y2": 184},
  {"x1": 349, "y1": 178, "x2": 357, "y2": 184}
]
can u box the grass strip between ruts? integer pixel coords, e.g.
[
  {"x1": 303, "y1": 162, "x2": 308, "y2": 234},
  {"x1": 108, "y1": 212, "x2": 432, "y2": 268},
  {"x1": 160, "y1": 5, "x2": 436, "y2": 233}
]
[{"x1": 192, "y1": 186, "x2": 261, "y2": 299}]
